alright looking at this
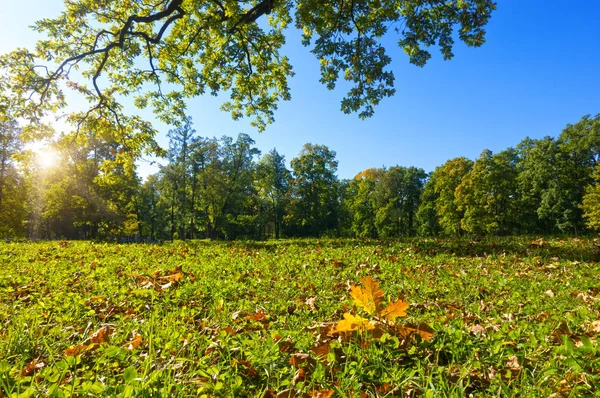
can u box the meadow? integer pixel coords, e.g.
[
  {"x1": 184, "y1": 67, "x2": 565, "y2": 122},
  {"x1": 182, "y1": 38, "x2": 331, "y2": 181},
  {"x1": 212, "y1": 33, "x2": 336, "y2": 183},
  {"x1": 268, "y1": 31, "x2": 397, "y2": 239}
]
[{"x1": 1, "y1": 237, "x2": 599, "y2": 397}]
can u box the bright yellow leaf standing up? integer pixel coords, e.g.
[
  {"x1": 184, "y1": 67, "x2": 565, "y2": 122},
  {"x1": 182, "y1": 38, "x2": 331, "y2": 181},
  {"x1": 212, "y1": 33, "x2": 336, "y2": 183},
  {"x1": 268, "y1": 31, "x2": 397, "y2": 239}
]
[
  {"x1": 350, "y1": 276, "x2": 384, "y2": 314},
  {"x1": 350, "y1": 276, "x2": 409, "y2": 322}
]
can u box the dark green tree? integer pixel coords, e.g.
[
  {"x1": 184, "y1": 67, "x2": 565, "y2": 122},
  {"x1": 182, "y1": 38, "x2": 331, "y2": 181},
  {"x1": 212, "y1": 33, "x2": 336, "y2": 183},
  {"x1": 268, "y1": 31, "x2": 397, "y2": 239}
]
[
  {"x1": 256, "y1": 148, "x2": 291, "y2": 239},
  {"x1": 289, "y1": 144, "x2": 339, "y2": 237}
]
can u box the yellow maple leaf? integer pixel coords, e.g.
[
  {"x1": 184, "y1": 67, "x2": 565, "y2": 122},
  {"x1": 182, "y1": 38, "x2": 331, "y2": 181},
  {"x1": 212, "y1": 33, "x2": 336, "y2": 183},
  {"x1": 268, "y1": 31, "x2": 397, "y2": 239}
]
[
  {"x1": 333, "y1": 313, "x2": 375, "y2": 334},
  {"x1": 379, "y1": 300, "x2": 409, "y2": 322},
  {"x1": 350, "y1": 276, "x2": 384, "y2": 314}
]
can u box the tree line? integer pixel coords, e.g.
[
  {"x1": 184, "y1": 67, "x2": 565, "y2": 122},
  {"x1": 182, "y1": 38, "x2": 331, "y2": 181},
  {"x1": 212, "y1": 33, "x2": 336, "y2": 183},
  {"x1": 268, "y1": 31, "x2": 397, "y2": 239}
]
[{"x1": 1, "y1": 114, "x2": 600, "y2": 241}]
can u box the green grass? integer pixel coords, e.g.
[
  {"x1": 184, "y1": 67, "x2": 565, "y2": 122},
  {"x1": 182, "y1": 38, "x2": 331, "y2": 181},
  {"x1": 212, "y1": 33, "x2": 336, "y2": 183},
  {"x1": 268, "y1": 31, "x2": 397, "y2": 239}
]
[{"x1": 1, "y1": 237, "x2": 600, "y2": 397}]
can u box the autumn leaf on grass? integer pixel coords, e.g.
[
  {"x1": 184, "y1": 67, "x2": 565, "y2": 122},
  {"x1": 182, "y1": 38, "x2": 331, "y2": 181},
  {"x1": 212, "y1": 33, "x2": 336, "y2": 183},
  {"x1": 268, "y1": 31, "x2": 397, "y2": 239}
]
[
  {"x1": 125, "y1": 331, "x2": 142, "y2": 351},
  {"x1": 160, "y1": 272, "x2": 184, "y2": 284},
  {"x1": 333, "y1": 313, "x2": 375, "y2": 334},
  {"x1": 350, "y1": 276, "x2": 384, "y2": 314},
  {"x1": 66, "y1": 325, "x2": 114, "y2": 356},
  {"x1": 394, "y1": 323, "x2": 435, "y2": 342},
  {"x1": 350, "y1": 277, "x2": 408, "y2": 322},
  {"x1": 379, "y1": 300, "x2": 409, "y2": 322},
  {"x1": 20, "y1": 359, "x2": 44, "y2": 377},
  {"x1": 84, "y1": 325, "x2": 114, "y2": 347}
]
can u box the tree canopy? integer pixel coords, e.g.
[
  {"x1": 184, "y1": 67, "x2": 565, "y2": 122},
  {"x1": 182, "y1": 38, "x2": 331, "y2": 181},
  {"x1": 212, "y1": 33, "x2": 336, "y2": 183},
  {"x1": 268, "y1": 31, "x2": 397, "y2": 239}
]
[{"x1": 0, "y1": 0, "x2": 496, "y2": 136}]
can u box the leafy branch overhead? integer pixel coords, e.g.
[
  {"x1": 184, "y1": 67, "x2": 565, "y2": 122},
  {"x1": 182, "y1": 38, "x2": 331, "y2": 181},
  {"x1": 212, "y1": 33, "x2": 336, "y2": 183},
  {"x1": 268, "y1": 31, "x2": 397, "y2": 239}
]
[{"x1": 0, "y1": 0, "x2": 496, "y2": 131}]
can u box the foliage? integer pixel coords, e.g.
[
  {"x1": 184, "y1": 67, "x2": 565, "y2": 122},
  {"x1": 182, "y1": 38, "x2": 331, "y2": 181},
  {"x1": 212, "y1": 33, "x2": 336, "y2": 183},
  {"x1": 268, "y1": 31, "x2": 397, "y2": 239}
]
[
  {"x1": 0, "y1": 118, "x2": 27, "y2": 238},
  {"x1": 288, "y1": 144, "x2": 339, "y2": 237},
  {"x1": 456, "y1": 149, "x2": 520, "y2": 235},
  {"x1": 0, "y1": 0, "x2": 496, "y2": 135},
  {"x1": 582, "y1": 165, "x2": 600, "y2": 230},
  {"x1": 2, "y1": 237, "x2": 600, "y2": 396}
]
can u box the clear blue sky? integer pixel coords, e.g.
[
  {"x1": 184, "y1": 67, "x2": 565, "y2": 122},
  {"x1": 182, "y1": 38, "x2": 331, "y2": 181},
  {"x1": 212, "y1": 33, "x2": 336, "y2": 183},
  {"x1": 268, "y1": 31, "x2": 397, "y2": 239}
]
[{"x1": 1, "y1": 0, "x2": 599, "y2": 179}]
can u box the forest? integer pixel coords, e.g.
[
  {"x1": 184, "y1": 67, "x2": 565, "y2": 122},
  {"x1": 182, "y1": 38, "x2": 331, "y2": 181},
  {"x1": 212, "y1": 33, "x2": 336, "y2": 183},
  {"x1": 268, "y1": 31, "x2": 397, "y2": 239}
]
[{"x1": 1, "y1": 113, "x2": 600, "y2": 241}]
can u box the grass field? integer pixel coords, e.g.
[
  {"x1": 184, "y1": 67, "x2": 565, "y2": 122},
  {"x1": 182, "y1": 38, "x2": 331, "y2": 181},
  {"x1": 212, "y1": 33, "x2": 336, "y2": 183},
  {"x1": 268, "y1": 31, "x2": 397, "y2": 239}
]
[{"x1": 1, "y1": 237, "x2": 600, "y2": 397}]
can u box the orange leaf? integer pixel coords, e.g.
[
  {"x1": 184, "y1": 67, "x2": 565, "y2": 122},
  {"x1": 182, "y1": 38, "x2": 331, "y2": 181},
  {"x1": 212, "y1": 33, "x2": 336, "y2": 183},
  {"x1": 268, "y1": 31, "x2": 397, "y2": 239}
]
[
  {"x1": 84, "y1": 326, "x2": 114, "y2": 346},
  {"x1": 161, "y1": 273, "x2": 184, "y2": 283},
  {"x1": 310, "y1": 390, "x2": 334, "y2": 398},
  {"x1": 333, "y1": 313, "x2": 375, "y2": 334},
  {"x1": 126, "y1": 331, "x2": 143, "y2": 351},
  {"x1": 20, "y1": 359, "x2": 44, "y2": 377},
  {"x1": 350, "y1": 277, "x2": 384, "y2": 314},
  {"x1": 64, "y1": 345, "x2": 84, "y2": 357},
  {"x1": 379, "y1": 300, "x2": 409, "y2": 321}
]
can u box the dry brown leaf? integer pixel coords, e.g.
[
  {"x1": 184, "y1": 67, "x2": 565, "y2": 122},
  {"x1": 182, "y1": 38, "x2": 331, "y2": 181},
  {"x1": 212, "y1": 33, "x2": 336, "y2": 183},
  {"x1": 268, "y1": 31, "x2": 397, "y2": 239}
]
[
  {"x1": 84, "y1": 325, "x2": 114, "y2": 347},
  {"x1": 275, "y1": 389, "x2": 310, "y2": 398},
  {"x1": 64, "y1": 345, "x2": 85, "y2": 357},
  {"x1": 470, "y1": 324, "x2": 486, "y2": 335},
  {"x1": 310, "y1": 390, "x2": 334, "y2": 398},
  {"x1": 506, "y1": 355, "x2": 520, "y2": 371},
  {"x1": 395, "y1": 323, "x2": 435, "y2": 342},
  {"x1": 160, "y1": 273, "x2": 184, "y2": 283},
  {"x1": 245, "y1": 310, "x2": 268, "y2": 323},
  {"x1": 305, "y1": 297, "x2": 318, "y2": 311},
  {"x1": 311, "y1": 343, "x2": 330, "y2": 361},
  {"x1": 292, "y1": 368, "x2": 306, "y2": 384},
  {"x1": 20, "y1": 359, "x2": 44, "y2": 377},
  {"x1": 289, "y1": 353, "x2": 316, "y2": 371}
]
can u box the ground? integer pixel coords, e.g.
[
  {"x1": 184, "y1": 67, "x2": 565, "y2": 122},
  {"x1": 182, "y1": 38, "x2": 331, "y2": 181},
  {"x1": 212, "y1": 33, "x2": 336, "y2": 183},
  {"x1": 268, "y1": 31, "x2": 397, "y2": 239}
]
[{"x1": 1, "y1": 237, "x2": 599, "y2": 396}]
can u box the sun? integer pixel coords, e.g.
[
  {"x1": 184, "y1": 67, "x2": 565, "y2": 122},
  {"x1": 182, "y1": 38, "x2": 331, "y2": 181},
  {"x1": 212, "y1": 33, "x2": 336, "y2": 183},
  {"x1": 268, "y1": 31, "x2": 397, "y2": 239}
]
[
  {"x1": 36, "y1": 150, "x2": 60, "y2": 169},
  {"x1": 28, "y1": 141, "x2": 60, "y2": 169}
]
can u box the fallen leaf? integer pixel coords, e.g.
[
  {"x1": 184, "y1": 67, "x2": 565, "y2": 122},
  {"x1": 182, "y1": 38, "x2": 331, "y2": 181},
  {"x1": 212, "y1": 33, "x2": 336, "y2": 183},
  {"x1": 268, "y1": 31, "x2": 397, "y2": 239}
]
[
  {"x1": 292, "y1": 368, "x2": 306, "y2": 384},
  {"x1": 379, "y1": 300, "x2": 409, "y2": 321},
  {"x1": 471, "y1": 324, "x2": 486, "y2": 335},
  {"x1": 275, "y1": 389, "x2": 310, "y2": 398},
  {"x1": 333, "y1": 313, "x2": 375, "y2": 334},
  {"x1": 350, "y1": 277, "x2": 384, "y2": 314},
  {"x1": 126, "y1": 331, "x2": 143, "y2": 351},
  {"x1": 289, "y1": 353, "x2": 316, "y2": 371},
  {"x1": 305, "y1": 297, "x2": 318, "y2": 311},
  {"x1": 20, "y1": 360, "x2": 44, "y2": 377},
  {"x1": 84, "y1": 325, "x2": 114, "y2": 347},
  {"x1": 310, "y1": 390, "x2": 334, "y2": 398},
  {"x1": 506, "y1": 355, "x2": 520, "y2": 371}
]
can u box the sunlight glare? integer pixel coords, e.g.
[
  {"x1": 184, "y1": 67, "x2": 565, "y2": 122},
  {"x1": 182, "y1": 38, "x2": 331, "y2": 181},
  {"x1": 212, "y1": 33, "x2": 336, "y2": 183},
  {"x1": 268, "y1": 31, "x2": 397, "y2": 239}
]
[{"x1": 29, "y1": 141, "x2": 60, "y2": 169}]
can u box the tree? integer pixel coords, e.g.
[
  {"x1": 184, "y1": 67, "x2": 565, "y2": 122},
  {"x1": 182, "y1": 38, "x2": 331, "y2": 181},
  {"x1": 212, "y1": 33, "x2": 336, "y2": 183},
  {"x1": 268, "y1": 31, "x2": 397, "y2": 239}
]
[
  {"x1": 256, "y1": 148, "x2": 291, "y2": 239},
  {"x1": 0, "y1": 0, "x2": 496, "y2": 137},
  {"x1": 0, "y1": 118, "x2": 27, "y2": 238},
  {"x1": 416, "y1": 171, "x2": 441, "y2": 237},
  {"x1": 347, "y1": 168, "x2": 384, "y2": 238},
  {"x1": 289, "y1": 143, "x2": 339, "y2": 237},
  {"x1": 455, "y1": 149, "x2": 520, "y2": 235},
  {"x1": 418, "y1": 157, "x2": 473, "y2": 236},
  {"x1": 516, "y1": 115, "x2": 600, "y2": 234},
  {"x1": 582, "y1": 165, "x2": 600, "y2": 231},
  {"x1": 164, "y1": 117, "x2": 197, "y2": 239},
  {"x1": 372, "y1": 166, "x2": 426, "y2": 237}
]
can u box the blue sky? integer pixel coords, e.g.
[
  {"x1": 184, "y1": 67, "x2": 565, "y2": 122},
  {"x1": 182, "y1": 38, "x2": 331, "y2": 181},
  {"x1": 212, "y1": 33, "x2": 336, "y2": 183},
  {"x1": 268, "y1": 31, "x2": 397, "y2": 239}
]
[{"x1": 1, "y1": 0, "x2": 599, "y2": 179}]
